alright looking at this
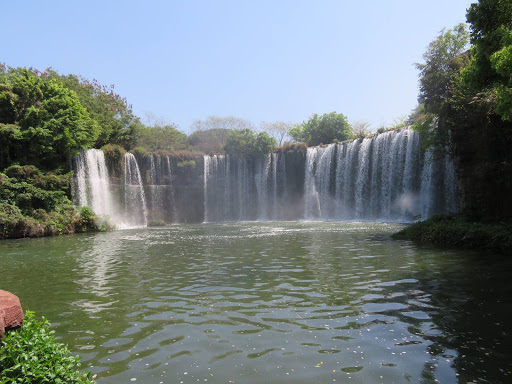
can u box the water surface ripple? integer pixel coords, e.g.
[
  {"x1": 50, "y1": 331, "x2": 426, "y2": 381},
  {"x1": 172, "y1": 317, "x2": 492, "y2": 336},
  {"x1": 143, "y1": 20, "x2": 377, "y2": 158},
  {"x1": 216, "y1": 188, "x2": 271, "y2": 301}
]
[{"x1": 1, "y1": 222, "x2": 511, "y2": 383}]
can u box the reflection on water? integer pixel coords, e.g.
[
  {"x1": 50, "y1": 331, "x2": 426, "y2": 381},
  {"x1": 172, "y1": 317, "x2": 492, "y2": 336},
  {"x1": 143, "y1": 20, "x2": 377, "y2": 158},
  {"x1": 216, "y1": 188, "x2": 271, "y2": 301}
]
[{"x1": 0, "y1": 222, "x2": 511, "y2": 383}]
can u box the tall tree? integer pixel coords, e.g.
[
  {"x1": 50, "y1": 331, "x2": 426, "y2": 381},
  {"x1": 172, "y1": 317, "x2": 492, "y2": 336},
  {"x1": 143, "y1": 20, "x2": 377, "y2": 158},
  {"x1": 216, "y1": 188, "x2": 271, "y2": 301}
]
[
  {"x1": 190, "y1": 115, "x2": 254, "y2": 132},
  {"x1": 44, "y1": 69, "x2": 140, "y2": 148},
  {"x1": 224, "y1": 129, "x2": 275, "y2": 157},
  {"x1": 260, "y1": 121, "x2": 292, "y2": 146},
  {"x1": 351, "y1": 120, "x2": 373, "y2": 138},
  {"x1": 415, "y1": 23, "x2": 470, "y2": 116},
  {"x1": 290, "y1": 112, "x2": 353, "y2": 146},
  {"x1": 465, "y1": 0, "x2": 512, "y2": 120},
  {"x1": 0, "y1": 67, "x2": 99, "y2": 169},
  {"x1": 189, "y1": 116, "x2": 254, "y2": 154}
]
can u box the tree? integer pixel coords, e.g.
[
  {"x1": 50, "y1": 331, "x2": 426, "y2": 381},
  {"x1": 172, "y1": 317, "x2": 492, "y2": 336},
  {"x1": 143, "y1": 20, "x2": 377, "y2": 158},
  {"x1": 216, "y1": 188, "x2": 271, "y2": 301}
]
[
  {"x1": 0, "y1": 67, "x2": 100, "y2": 170},
  {"x1": 454, "y1": 0, "x2": 512, "y2": 120},
  {"x1": 191, "y1": 115, "x2": 254, "y2": 131},
  {"x1": 189, "y1": 115, "x2": 255, "y2": 154},
  {"x1": 44, "y1": 69, "x2": 140, "y2": 148},
  {"x1": 260, "y1": 121, "x2": 292, "y2": 146},
  {"x1": 188, "y1": 128, "x2": 231, "y2": 154},
  {"x1": 351, "y1": 120, "x2": 373, "y2": 139},
  {"x1": 290, "y1": 112, "x2": 353, "y2": 146},
  {"x1": 415, "y1": 23, "x2": 470, "y2": 116},
  {"x1": 133, "y1": 123, "x2": 188, "y2": 152},
  {"x1": 224, "y1": 129, "x2": 275, "y2": 157},
  {"x1": 411, "y1": 24, "x2": 469, "y2": 156}
]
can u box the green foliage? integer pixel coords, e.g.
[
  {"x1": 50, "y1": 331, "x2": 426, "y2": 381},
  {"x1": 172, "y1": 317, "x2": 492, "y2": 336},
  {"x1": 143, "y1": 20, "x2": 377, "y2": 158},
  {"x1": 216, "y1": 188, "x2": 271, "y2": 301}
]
[
  {"x1": 77, "y1": 206, "x2": 99, "y2": 232},
  {"x1": 148, "y1": 220, "x2": 166, "y2": 227},
  {"x1": 415, "y1": 23, "x2": 470, "y2": 116},
  {"x1": 392, "y1": 214, "x2": 512, "y2": 253},
  {"x1": 490, "y1": 31, "x2": 512, "y2": 120},
  {"x1": 45, "y1": 69, "x2": 140, "y2": 148},
  {"x1": 177, "y1": 159, "x2": 196, "y2": 168},
  {"x1": 290, "y1": 112, "x2": 353, "y2": 146},
  {"x1": 0, "y1": 167, "x2": 70, "y2": 213},
  {"x1": 0, "y1": 167, "x2": 101, "y2": 239},
  {"x1": 0, "y1": 311, "x2": 94, "y2": 383},
  {"x1": 133, "y1": 123, "x2": 188, "y2": 152},
  {"x1": 454, "y1": 0, "x2": 512, "y2": 121},
  {"x1": 224, "y1": 129, "x2": 276, "y2": 157},
  {"x1": 0, "y1": 68, "x2": 100, "y2": 170}
]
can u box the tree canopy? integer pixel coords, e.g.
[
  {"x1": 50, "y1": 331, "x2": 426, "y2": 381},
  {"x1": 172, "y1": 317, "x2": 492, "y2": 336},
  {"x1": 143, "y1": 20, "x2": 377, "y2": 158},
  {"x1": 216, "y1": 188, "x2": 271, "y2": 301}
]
[
  {"x1": 224, "y1": 129, "x2": 276, "y2": 157},
  {"x1": 44, "y1": 69, "x2": 141, "y2": 148},
  {"x1": 133, "y1": 123, "x2": 188, "y2": 152},
  {"x1": 290, "y1": 112, "x2": 353, "y2": 146},
  {"x1": 0, "y1": 67, "x2": 100, "y2": 169},
  {"x1": 459, "y1": 0, "x2": 512, "y2": 121},
  {"x1": 415, "y1": 23, "x2": 470, "y2": 116}
]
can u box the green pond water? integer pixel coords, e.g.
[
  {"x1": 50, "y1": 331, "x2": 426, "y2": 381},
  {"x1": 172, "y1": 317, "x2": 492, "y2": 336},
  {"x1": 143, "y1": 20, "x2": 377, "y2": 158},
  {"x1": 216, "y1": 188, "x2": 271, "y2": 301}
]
[{"x1": 1, "y1": 222, "x2": 511, "y2": 383}]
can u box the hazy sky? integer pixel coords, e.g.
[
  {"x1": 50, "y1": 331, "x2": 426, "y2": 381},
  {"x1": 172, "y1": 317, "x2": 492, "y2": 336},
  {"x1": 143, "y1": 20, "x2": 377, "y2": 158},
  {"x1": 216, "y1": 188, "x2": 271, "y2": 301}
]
[{"x1": 3, "y1": 0, "x2": 473, "y2": 133}]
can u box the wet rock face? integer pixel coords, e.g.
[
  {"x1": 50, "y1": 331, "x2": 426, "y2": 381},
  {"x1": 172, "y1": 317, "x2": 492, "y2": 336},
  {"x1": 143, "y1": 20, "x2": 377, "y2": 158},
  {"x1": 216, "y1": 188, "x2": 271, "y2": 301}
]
[
  {"x1": 453, "y1": 115, "x2": 512, "y2": 219},
  {"x1": 0, "y1": 290, "x2": 24, "y2": 337}
]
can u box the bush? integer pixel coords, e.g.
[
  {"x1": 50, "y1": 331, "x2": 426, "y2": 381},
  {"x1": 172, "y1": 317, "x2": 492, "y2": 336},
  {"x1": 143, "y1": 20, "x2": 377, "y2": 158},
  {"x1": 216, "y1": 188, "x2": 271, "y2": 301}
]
[
  {"x1": 148, "y1": 220, "x2": 166, "y2": 227},
  {"x1": 392, "y1": 214, "x2": 512, "y2": 253},
  {"x1": 275, "y1": 142, "x2": 308, "y2": 153},
  {"x1": 0, "y1": 311, "x2": 95, "y2": 383},
  {"x1": 177, "y1": 159, "x2": 196, "y2": 169},
  {"x1": 3, "y1": 165, "x2": 41, "y2": 180}
]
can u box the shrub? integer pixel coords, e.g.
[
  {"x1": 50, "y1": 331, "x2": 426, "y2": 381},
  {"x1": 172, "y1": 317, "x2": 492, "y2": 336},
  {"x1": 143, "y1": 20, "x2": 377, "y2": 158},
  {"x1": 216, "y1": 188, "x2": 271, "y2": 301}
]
[
  {"x1": 177, "y1": 159, "x2": 196, "y2": 169},
  {"x1": 3, "y1": 165, "x2": 41, "y2": 180},
  {"x1": 392, "y1": 214, "x2": 512, "y2": 253},
  {"x1": 274, "y1": 142, "x2": 308, "y2": 153},
  {"x1": 0, "y1": 311, "x2": 95, "y2": 383},
  {"x1": 148, "y1": 220, "x2": 166, "y2": 227}
]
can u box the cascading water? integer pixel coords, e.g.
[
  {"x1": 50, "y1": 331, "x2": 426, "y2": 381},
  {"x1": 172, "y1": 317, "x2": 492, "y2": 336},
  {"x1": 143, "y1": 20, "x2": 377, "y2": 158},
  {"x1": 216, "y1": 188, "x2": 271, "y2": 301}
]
[
  {"x1": 73, "y1": 149, "x2": 118, "y2": 222},
  {"x1": 124, "y1": 153, "x2": 148, "y2": 227},
  {"x1": 203, "y1": 127, "x2": 458, "y2": 222},
  {"x1": 304, "y1": 147, "x2": 320, "y2": 219},
  {"x1": 73, "y1": 127, "x2": 458, "y2": 226}
]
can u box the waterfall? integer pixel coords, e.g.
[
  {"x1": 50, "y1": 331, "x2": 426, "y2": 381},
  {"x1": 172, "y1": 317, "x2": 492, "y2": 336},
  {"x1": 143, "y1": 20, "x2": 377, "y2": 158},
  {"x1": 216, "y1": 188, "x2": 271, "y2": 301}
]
[
  {"x1": 148, "y1": 154, "x2": 168, "y2": 223},
  {"x1": 166, "y1": 156, "x2": 176, "y2": 221},
  {"x1": 73, "y1": 149, "x2": 118, "y2": 222},
  {"x1": 124, "y1": 153, "x2": 148, "y2": 227},
  {"x1": 73, "y1": 127, "x2": 458, "y2": 226},
  {"x1": 315, "y1": 144, "x2": 336, "y2": 219},
  {"x1": 203, "y1": 155, "x2": 210, "y2": 223},
  {"x1": 256, "y1": 154, "x2": 271, "y2": 220},
  {"x1": 304, "y1": 148, "x2": 320, "y2": 219},
  {"x1": 354, "y1": 138, "x2": 372, "y2": 218}
]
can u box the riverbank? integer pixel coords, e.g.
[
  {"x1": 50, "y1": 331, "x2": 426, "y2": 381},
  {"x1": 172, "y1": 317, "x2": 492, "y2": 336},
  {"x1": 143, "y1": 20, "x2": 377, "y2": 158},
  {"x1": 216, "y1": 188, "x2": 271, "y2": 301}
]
[{"x1": 392, "y1": 214, "x2": 512, "y2": 253}]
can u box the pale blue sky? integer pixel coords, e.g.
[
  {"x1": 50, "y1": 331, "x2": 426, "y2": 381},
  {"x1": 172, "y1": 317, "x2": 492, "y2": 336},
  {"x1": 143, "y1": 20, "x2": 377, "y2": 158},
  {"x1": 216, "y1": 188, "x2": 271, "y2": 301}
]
[{"x1": 3, "y1": 0, "x2": 473, "y2": 132}]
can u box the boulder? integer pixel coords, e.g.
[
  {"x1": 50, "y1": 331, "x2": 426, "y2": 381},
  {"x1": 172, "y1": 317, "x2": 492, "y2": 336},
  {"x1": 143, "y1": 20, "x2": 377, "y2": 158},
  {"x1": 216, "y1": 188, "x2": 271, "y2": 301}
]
[{"x1": 0, "y1": 290, "x2": 24, "y2": 337}]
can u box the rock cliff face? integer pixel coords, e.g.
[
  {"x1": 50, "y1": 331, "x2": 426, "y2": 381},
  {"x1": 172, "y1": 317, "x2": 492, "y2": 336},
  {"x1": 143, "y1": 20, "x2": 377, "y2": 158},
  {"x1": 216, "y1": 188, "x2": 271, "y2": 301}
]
[
  {"x1": 0, "y1": 290, "x2": 24, "y2": 337},
  {"x1": 452, "y1": 115, "x2": 512, "y2": 220}
]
